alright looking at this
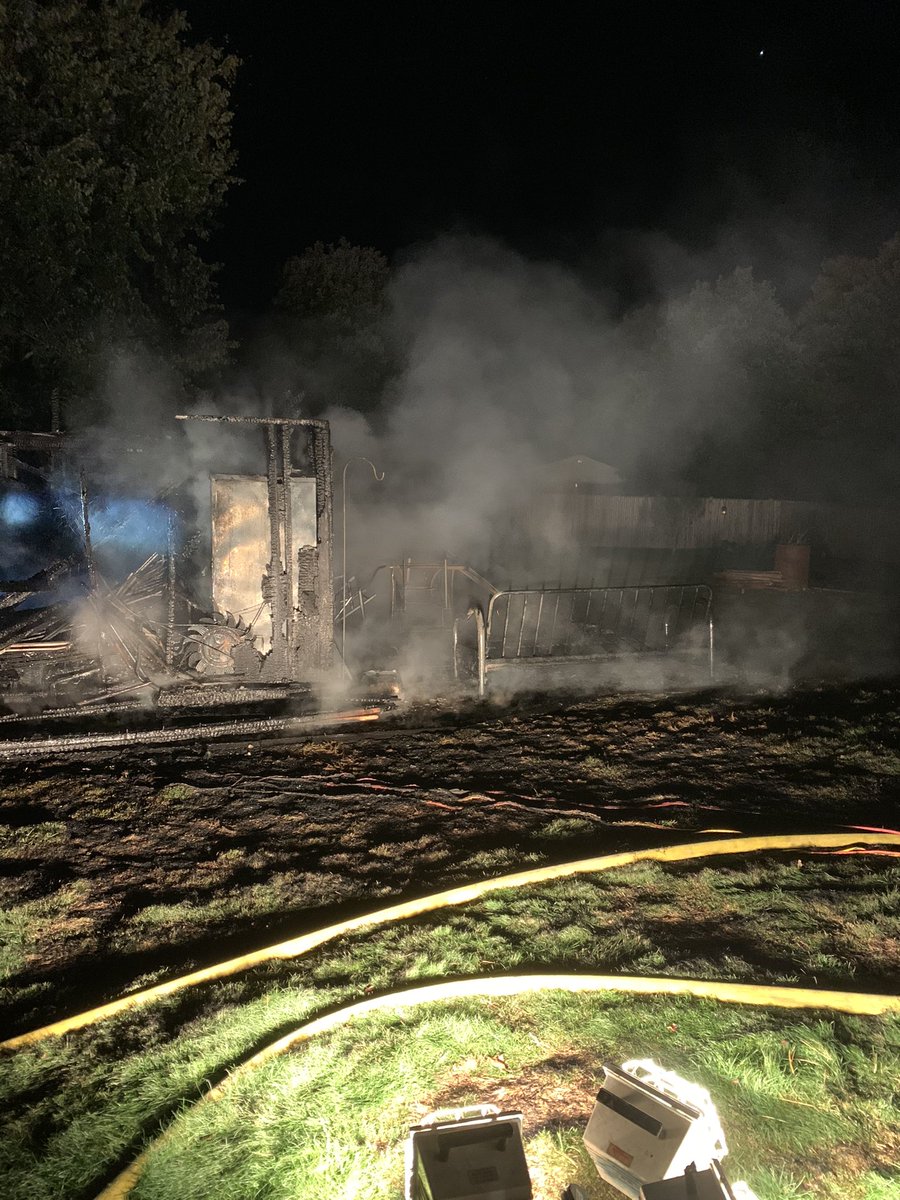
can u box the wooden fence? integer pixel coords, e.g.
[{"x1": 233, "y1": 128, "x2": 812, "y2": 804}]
[{"x1": 522, "y1": 495, "x2": 900, "y2": 564}]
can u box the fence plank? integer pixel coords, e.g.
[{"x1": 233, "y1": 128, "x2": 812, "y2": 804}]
[{"x1": 523, "y1": 495, "x2": 900, "y2": 562}]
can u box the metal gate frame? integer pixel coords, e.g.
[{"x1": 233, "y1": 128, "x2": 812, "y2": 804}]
[{"x1": 461, "y1": 583, "x2": 714, "y2": 696}]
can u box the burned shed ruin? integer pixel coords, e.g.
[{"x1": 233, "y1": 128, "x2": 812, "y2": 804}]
[{"x1": 0, "y1": 415, "x2": 335, "y2": 717}]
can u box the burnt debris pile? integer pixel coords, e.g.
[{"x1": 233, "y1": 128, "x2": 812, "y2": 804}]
[{"x1": 0, "y1": 416, "x2": 337, "y2": 724}]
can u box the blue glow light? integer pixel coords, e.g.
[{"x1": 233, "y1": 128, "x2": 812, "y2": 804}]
[
  {"x1": 90, "y1": 498, "x2": 172, "y2": 553},
  {"x1": 0, "y1": 491, "x2": 41, "y2": 527},
  {"x1": 54, "y1": 490, "x2": 177, "y2": 559}
]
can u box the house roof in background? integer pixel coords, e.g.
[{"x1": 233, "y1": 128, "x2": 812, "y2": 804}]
[{"x1": 539, "y1": 456, "x2": 622, "y2": 488}]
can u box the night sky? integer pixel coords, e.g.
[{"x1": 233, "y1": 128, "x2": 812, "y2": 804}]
[{"x1": 181, "y1": 2, "x2": 900, "y2": 314}]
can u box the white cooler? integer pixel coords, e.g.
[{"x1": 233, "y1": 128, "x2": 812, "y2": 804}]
[{"x1": 583, "y1": 1060, "x2": 728, "y2": 1199}]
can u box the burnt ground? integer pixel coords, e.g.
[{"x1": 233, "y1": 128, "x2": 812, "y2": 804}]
[{"x1": 1, "y1": 678, "x2": 899, "y2": 1037}]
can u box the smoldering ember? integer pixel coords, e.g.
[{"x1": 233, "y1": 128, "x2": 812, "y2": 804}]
[{"x1": 1, "y1": 6, "x2": 899, "y2": 1200}]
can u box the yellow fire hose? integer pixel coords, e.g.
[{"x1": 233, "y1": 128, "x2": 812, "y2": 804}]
[
  {"x1": 3, "y1": 830, "x2": 899, "y2": 1052},
  {"x1": 94, "y1": 971, "x2": 900, "y2": 1200}
]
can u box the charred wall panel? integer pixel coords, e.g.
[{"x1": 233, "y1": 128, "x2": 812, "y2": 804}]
[
  {"x1": 211, "y1": 475, "x2": 272, "y2": 651},
  {"x1": 211, "y1": 474, "x2": 318, "y2": 661}
]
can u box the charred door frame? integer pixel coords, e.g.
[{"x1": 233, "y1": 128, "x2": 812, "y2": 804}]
[{"x1": 177, "y1": 415, "x2": 334, "y2": 682}]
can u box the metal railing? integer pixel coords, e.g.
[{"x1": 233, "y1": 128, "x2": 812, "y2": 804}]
[
  {"x1": 460, "y1": 584, "x2": 714, "y2": 696},
  {"x1": 380, "y1": 560, "x2": 499, "y2": 626}
]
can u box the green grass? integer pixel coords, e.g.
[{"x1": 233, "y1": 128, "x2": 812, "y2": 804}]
[
  {"x1": 0, "y1": 980, "x2": 342, "y2": 1200},
  {"x1": 0, "y1": 880, "x2": 90, "y2": 979},
  {"x1": 0, "y1": 821, "x2": 67, "y2": 857},
  {"x1": 90, "y1": 852, "x2": 900, "y2": 987},
  {"x1": 152, "y1": 783, "x2": 199, "y2": 804},
  {"x1": 285, "y1": 739, "x2": 348, "y2": 758},
  {"x1": 541, "y1": 817, "x2": 600, "y2": 840},
  {"x1": 759, "y1": 735, "x2": 900, "y2": 777},
  {"x1": 126, "y1": 993, "x2": 900, "y2": 1200},
  {"x1": 579, "y1": 754, "x2": 630, "y2": 783},
  {"x1": 117, "y1": 869, "x2": 354, "y2": 945},
  {"x1": 302, "y1": 858, "x2": 900, "y2": 995},
  {"x1": 454, "y1": 846, "x2": 546, "y2": 875},
  {"x1": 0, "y1": 854, "x2": 897, "y2": 1199}
]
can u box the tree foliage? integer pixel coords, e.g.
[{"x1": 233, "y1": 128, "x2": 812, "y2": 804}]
[
  {"x1": 272, "y1": 238, "x2": 396, "y2": 413},
  {"x1": 791, "y1": 236, "x2": 900, "y2": 499},
  {"x1": 799, "y1": 236, "x2": 900, "y2": 424},
  {"x1": 0, "y1": 0, "x2": 238, "y2": 428},
  {"x1": 606, "y1": 243, "x2": 900, "y2": 501},
  {"x1": 276, "y1": 238, "x2": 389, "y2": 325},
  {"x1": 608, "y1": 268, "x2": 800, "y2": 495}
]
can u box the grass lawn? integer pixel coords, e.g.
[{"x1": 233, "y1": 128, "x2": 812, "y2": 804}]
[
  {"x1": 1, "y1": 681, "x2": 899, "y2": 1198},
  {"x1": 1, "y1": 852, "x2": 897, "y2": 1200},
  {"x1": 129, "y1": 992, "x2": 900, "y2": 1200}
]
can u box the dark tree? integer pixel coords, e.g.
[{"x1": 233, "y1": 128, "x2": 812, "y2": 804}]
[
  {"x1": 276, "y1": 238, "x2": 390, "y2": 324},
  {"x1": 797, "y1": 235, "x2": 900, "y2": 500},
  {"x1": 609, "y1": 268, "x2": 799, "y2": 496},
  {"x1": 0, "y1": 0, "x2": 238, "y2": 429},
  {"x1": 272, "y1": 238, "x2": 396, "y2": 413}
]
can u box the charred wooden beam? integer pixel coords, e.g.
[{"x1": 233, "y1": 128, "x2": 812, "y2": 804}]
[
  {"x1": 0, "y1": 429, "x2": 65, "y2": 451},
  {"x1": 0, "y1": 707, "x2": 380, "y2": 760}
]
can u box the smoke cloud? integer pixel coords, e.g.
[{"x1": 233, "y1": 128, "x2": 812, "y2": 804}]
[{"x1": 327, "y1": 233, "x2": 784, "y2": 579}]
